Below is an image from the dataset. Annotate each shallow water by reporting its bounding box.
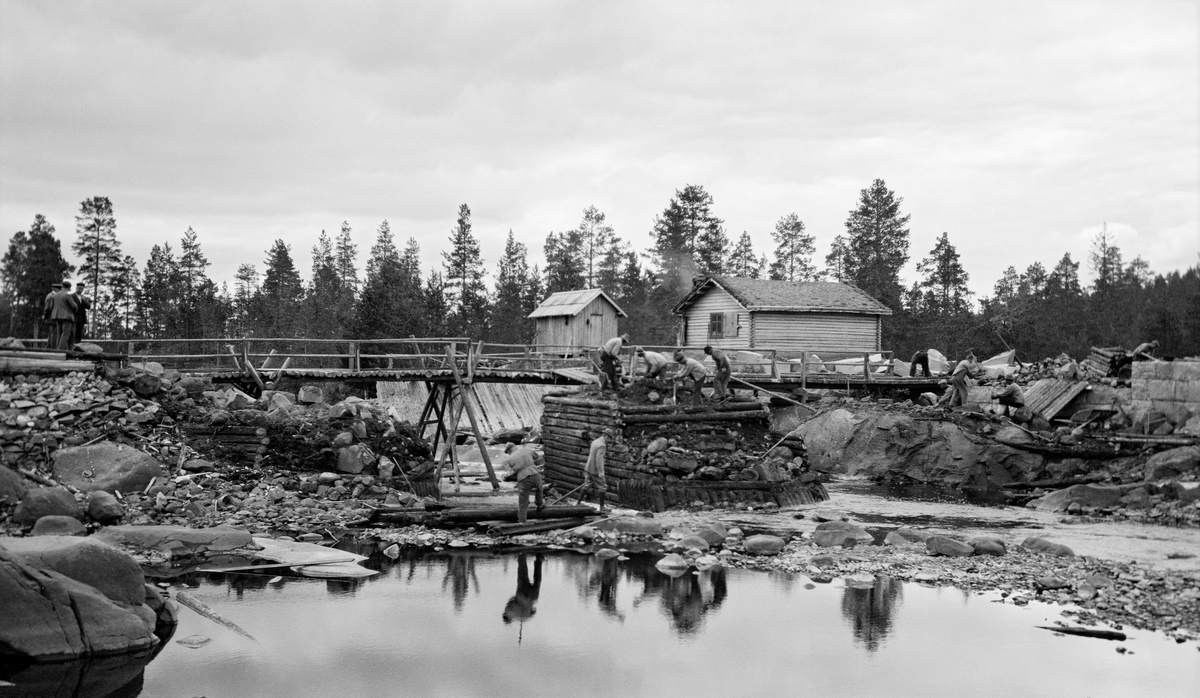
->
[10,549,1195,698]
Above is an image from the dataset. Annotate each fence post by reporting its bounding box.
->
[863,352,871,381]
[800,350,807,392]
[126,341,134,369]
[241,338,250,375]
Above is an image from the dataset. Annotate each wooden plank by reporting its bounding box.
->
[445,346,498,490]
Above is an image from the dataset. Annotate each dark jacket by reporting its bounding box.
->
[46,290,78,321]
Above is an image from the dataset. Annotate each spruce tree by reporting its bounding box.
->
[107,255,140,339]
[728,232,763,278]
[137,243,181,338]
[1,215,73,337]
[1089,224,1125,296]
[915,232,972,315]
[308,230,343,338]
[335,221,359,297]
[353,222,403,338]
[441,204,488,337]
[768,214,817,282]
[231,264,259,336]
[543,229,585,294]
[258,240,304,337]
[824,234,849,281]
[650,184,724,288]
[491,230,533,343]
[841,179,910,309]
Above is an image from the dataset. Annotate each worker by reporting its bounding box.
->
[636,347,669,380]
[68,282,91,343]
[947,352,980,408]
[577,428,609,514]
[502,553,543,627]
[672,350,708,407]
[598,333,630,391]
[43,281,78,351]
[505,443,544,523]
[992,376,1025,417]
[704,345,731,401]
[42,281,61,348]
[1132,340,1159,361]
[909,350,930,377]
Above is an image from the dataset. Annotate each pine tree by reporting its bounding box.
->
[176,227,221,338]
[107,255,140,339]
[768,214,818,282]
[543,229,585,294]
[990,266,1020,306]
[491,230,533,343]
[915,232,972,315]
[842,179,910,309]
[1019,262,1048,297]
[728,232,763,278]
[650,184,724,288]
[694,217,728,277]
[441,204,489,337]
[231,264,259,336]
[824,234,849,281]
[308,230,343,338]
[72,197,123,337]
[1,215,73,337]
[1047,253,1082,297]
[137,243,181,338]
[1089,224,1125,296]
[423,271,450,337]
[576,206,617,288]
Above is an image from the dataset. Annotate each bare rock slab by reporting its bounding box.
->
[94,525,255,556]
[52,441,163,494]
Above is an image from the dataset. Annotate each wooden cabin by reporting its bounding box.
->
[672,276,892,352]
[529,288,627,351]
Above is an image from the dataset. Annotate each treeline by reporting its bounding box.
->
[2,185,1198,360]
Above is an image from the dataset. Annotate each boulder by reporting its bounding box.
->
[744,534,786,555]
[52,441,163,494]
[30,516,87,537]
[812,530,858,548]
[14,487,82,526]
[182,458,215,473]
[297,385,325,404]
[695,522,728,547]
[132,361,164,376]
[336,444,375,474]
[1027,484,1123,513]
[177,376,210,397]
[884,526,929,546]
[925,535,974,557]
[261,390,296,412]
[94,525,255,556]
[0,464,29,505]
[1021,536,1075,557]
[1168,481,1200,504]
[0,547,157,658]
[130,373,161,397]
[87,490,124,524]
[0,536,146,608]
[1143,446,1200,481]
[813,520,873,543]
[593,517,664,536]
[655,553,690,571]
[678,535,710,552]
[1119,487,1151,509]
[968,537,1007,556]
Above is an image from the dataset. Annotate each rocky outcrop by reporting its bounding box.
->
[0,538,159,658]
[52,441,163,494]
[797,408,1047,487]
[1026,484,1124,513]
[0,464,28,505]
[94,524,255,557]
[1144,446,1200,482]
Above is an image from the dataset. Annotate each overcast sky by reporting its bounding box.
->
[1,0,1196,299]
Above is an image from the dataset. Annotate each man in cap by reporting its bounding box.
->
[505,442,544,524]
[704,345,732,401]
[577,428,610,514]
[636,346,669,380]
[68,282,91,343]
[991,376,1025,417]
[598,333,630,391]
[42,281,61,348]
[672,350,708,407]
[947,352,980,408]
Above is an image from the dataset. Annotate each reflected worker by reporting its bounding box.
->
[505,442,544,523]
[503,553,543,630]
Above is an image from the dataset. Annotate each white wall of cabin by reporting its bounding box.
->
[681,287,750,349]
[750,312,880,352]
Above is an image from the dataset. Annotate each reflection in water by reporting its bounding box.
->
[841,575,903,651]
[442,552,481,612]
[502,553,543,628]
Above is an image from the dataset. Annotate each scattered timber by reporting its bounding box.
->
[175,590,258,642]
[622,409,768,424]
[486,517,593,536]
[1035,625,1126,641]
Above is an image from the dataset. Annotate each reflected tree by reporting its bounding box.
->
[840,575,903,651]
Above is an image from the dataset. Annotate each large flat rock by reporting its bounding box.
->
[0,536,146,607]
[52,441,162,494]
[94,524,255,555]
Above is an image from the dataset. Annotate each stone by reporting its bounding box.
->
[844,572,876,589]
[968,537,1007,556]
[744,534,786,555]
[813,520,873,543]
[14,487,82,526]
[0,547,157,658]
[925,535,974,557]
[678,535,710,552]
[1021,536,1075,557]
[593,517,664,536]
[94,524,255,555]
[297,385,325,404]
[655,553,690,571]
[884,527,929,546]
[336,444,375,474]
[1168,481,1200,504]
[332,431,354,448]
[132,361,165,376]
[1027,484,1124,513]
[30,516,87,536]
[0,536,147,608]
[1143,446,1200,481]
[809,509,847,523]
[1119,487,1151,509]
[695,522,728,546]
[52,441,163,494]
[177,376,210,396]
[646,437,669,454]
[317,472,341,485]
[130,373,161,397]
[812,530,858,548]
[182,458,215,473]
[0,465,29,505]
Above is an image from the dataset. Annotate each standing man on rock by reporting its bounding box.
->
[704,345,731,401]
[68,282,91,344]
[636,347,669,381]
[505,442,544,523]
[577,428,609,514]
[672,350,708,407]
[598,333,630,391]
[947,352,980,408]
[43,281,78,351]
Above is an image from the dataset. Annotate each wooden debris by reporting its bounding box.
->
[1036,625,1126,641]
[175,590,258,642]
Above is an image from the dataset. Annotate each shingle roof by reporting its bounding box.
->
[528,288,628,319]
[673,276,893,315]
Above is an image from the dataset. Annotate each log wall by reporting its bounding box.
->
[540,393,828,511]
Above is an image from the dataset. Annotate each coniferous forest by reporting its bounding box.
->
[4,183,1198,360]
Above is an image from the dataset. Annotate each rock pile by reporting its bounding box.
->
[627,423,810,483]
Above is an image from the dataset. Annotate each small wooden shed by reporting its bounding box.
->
[529,288,627,351]
[672,276,892,352]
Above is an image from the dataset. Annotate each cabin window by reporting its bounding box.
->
[708,313,724,339]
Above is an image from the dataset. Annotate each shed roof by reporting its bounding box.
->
[673,276,893,316]
[528,288,628,319]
